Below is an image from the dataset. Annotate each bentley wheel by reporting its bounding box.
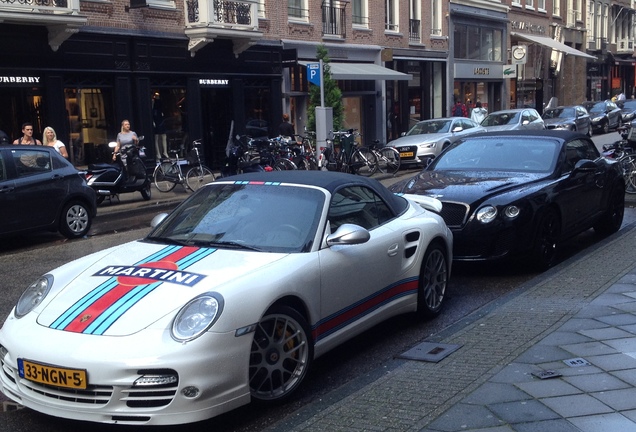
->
[594,182,625,235]
[417,243,448,319]
[532,209,560,270]
[250,306,313,402]
[59,200,92,239]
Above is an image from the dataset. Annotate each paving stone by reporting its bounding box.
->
[604,337,636,353]
[512,419,583,432]
[539,331,592,346]
[586,352,636,371]
[591,387,636,411]
[579,326,634,340]
[489,363,543,384]
[487,400,560,424]
[557,318,608,332]
[463,382,531,406]
[560,341,618,357]
[425,403,503,431]
[514,345,574,365]
[515,379,582,398]
[539,394,613,418]
[597,313,636,326]
[568,413,636,432]
[562,372,631,392]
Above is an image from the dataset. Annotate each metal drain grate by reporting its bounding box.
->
[399,342,461,363]
[563,357,591,367]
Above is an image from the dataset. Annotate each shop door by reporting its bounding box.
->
[0,88,45,142]
[202,88,233,169]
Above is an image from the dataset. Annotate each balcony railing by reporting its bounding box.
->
[0,0,80,13]
[409,19,420,42]
[185,0,258,29]
[322,2,346,37]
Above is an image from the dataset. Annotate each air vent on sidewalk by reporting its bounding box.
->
[399,342,461,363]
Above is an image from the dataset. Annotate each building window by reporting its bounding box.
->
[409,0,421,42]
[525,0,533,9]
[431,0,442,36]
[289,0,308,20]
[385,0,398,32]
[537,0,545,11]
[553,0,560,17]
[454,24,503,62]
[353,0,368,26]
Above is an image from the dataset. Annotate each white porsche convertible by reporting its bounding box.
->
[0,170,452,425]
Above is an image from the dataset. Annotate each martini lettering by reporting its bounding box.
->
[94,266,205,287]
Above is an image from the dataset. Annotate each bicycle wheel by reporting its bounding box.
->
[186,166,215,191]
[273,158,297,170]
[153,162,177,192]
[377,147,401,175]
[619,153,636,194]
[350,148,378,177]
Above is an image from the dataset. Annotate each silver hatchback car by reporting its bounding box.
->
[481,108,545,132]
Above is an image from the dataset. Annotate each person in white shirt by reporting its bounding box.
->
[470,101,488,124]
[43,126,69,158]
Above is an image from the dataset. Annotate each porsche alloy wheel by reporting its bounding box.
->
[532,209,560,270]
[417,244,448,319]
[249,306,313,402]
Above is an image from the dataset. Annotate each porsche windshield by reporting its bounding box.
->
[432,138,559,173]
[407,120,451,135]
[147,182,326,253]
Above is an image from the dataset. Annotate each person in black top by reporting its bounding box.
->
[278,113,295,137]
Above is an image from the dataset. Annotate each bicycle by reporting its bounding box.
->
[618,152,636,194]
[153,139,215,192]
[323,129,377,176]
[366,140,401,175]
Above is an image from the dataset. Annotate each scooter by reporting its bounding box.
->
[220,135,266,177]
[86,136,152,204]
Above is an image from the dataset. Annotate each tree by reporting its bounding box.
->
[307,45,344,132]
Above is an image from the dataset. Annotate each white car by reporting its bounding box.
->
[0,171,452,426]
[390,117,486,166]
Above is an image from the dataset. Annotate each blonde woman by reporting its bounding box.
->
[113,119,138,160]
[43,126,69,158]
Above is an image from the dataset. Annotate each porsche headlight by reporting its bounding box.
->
[172,293,224,342]
[15,275,53,318]
[476,205,497,223]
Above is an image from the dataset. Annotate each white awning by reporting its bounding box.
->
[329,63,412,80]
[511,32,597,59]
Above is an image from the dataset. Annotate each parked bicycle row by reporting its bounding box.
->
[222,129,401,178]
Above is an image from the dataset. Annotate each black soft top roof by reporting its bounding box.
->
[221,170,409,215]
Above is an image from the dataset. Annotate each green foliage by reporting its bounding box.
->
[307,45,343,132]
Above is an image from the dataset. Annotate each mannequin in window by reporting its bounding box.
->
[153,96,168,161]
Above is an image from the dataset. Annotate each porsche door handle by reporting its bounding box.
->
[387,243,399,257]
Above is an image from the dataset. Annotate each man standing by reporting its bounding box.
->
[13,122,42,145]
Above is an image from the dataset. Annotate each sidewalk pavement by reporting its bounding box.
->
[263,208,636,431]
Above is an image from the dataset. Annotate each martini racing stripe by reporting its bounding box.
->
[50,246,215,334]
[311,277,419,342]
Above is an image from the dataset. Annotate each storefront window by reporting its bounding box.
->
[0,87,45,143]
[245,85,271,138]
[151,88,187,158]
[64,88,113,165]
[454,24,503,62]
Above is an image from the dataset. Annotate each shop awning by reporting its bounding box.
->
[511,32,597,59]
[313,63,411,80]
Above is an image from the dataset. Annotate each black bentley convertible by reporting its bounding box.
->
[390,130,625,269]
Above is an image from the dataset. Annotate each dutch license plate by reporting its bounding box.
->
[18,359,87,390]
[400,151,414,158]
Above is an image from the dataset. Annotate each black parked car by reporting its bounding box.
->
[390,130,625,269]
[542,105,592,137]
[588,100,622,133]
[0,145,96,238]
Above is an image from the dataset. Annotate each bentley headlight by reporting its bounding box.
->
[504,205,521,219]
[476,205,497,223]
[172,293,224,342]
[15,275,53,318]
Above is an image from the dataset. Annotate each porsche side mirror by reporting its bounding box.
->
[326,223,371,246]
[151,213,169,228]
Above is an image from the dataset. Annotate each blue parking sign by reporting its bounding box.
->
[306,63,321,86]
